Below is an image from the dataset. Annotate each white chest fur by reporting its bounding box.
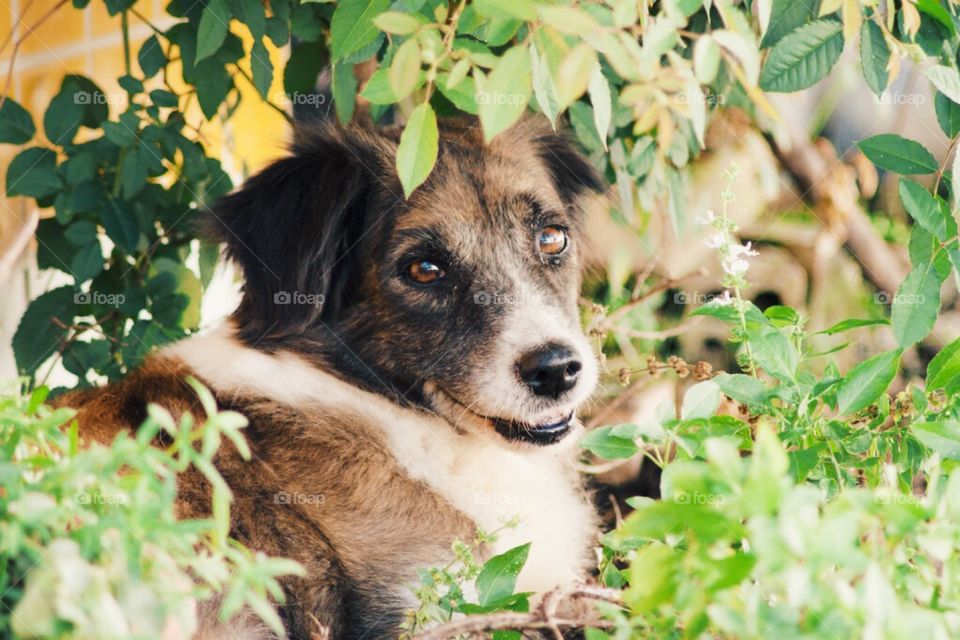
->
[373,409,596,593]
[166,326,597,593]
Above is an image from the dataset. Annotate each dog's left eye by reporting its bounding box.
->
[538,226,568,256]
[406,259,446,284]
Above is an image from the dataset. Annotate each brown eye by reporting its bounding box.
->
[406,259,445,284]
[538,226,568,256]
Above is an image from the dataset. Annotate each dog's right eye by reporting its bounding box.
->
[406,259,446,285]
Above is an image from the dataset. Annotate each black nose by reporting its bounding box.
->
[517,343,582,398]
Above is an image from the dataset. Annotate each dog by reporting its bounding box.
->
[63,117,605,639]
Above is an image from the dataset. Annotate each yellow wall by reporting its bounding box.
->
[0,0,293,377]
[3,0,291,187]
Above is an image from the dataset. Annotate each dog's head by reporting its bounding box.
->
[210,118,604,446]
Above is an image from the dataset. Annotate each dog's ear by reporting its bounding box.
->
[534,132,605,205]
[207,125,390,341]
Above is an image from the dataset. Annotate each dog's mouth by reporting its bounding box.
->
[491,412,574,445]
[423,383,576,446]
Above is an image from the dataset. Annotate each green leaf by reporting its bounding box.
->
[625,543,679,614]
[835,349,901,414]
[396,102,438,198]
[250,39,273,99]
[892,265,941,348]
[681,381,721,419]
[62,339,111,378]
[332,61,357,125]
[373,11,422,35]
[195,62,233,119]
[69,242,103,283]
[817,318,888,335]
[284,40,327,96]
[899,179,947,240]
[857,134,938,175]
[120,145,148,199]
[388,38,422,100]
[149,258,202,329]
[149,89,178,108]
[330,0,390,62]
[580,425,640,459]
[118,74,143,95]
[138,35,167,78]
[555,44,596,110]
[750,327,799,383]
[588,64,611,150]
[530,44,559,127]
[359,67,397,104]
[13,286,76,376]
[761,0,819,48]
[475,544,530,607]
[694,35,721,84]
[714,372,766,406]
[759,19,843,93]
[912,421,960,460]
[935,92,960,137]
[923,65,960,105]
[691,299,768,326]
[6,147,62,198]
[62,75,108,128]
[928,338,960,395]
[196,0,231,64]
[101,199,141,253]
[474,0,536,21]
[859,20,889,96]
[102,119,137,146]
[916,0,956,33]
[0,98,35,144]
[477,45,531,142]
[239,0,266,38]
[437,74,478,114]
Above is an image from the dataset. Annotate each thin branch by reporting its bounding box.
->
[231,63,294,124]
[0,0,70,111]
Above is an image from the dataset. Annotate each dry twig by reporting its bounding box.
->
[412,584,623,640]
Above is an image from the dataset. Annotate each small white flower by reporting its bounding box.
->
[714,290,734,305]
[723,256,751,277]
[704,232,726,249]
[729,241,759,258]
[699,209,717,225]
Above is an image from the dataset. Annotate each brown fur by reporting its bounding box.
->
[61,118,605,639]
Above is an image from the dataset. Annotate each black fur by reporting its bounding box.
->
[534,132,605,205]
[206,125,392,343]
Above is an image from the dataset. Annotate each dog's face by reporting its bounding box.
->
[211,119,604,446]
